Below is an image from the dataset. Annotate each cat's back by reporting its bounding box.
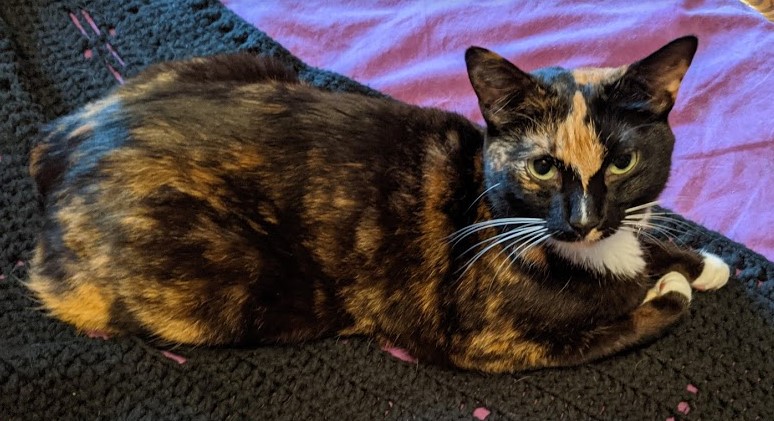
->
[29,53,293,193]
[29,53,460,198]
[26,53,483,345]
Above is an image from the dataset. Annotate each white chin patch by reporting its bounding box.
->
[548,229,645,278]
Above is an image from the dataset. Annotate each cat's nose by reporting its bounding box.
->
[568,193,601,237]
[568,215,601,237]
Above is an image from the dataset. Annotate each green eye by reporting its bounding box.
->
[528,157,558,181]
[609,151,639,175]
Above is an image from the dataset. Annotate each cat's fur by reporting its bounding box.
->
[27,36,729,373]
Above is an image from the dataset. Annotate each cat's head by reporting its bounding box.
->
[465,36,697,244]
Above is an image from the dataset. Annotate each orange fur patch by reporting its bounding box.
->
[413,133,460,326]
[57,198,103,258]
[420,133,459,266]
[355,208,382,255]
[553,92,605,189]
[452,327,548,372]
[313,285,328,317]
[339,284,384,335]
[571,66,626,85]
[521,246,548,269]
[257,203,279,225]
[662,60,691,102]
[119,70,177,99]
[585,228,603,242]
[122,279,247,345]
[68,123,95,139]
[80,95,121,119]
[108,147,229,213]
[141,316,209,344]
[28,275,114,333]
[28,142,50,179]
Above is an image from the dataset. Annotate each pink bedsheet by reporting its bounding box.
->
[224,0,773,260]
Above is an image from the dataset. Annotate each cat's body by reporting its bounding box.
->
[27,37,729,373]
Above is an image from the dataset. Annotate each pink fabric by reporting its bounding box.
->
[382,345,418,363]
[473,406,491,420]
[224,1,773,260]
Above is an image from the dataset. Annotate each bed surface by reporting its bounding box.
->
[225,0,774,261]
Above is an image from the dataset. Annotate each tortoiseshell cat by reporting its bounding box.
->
[27,36,729,373]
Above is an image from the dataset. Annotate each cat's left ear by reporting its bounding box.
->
[465,46,540,127]
[621,36,699,114]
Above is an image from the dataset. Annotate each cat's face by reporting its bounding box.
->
[466,37,698,243]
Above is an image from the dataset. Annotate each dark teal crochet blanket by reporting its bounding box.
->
[1,1,772,419]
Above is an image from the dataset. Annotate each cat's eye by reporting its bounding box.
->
[608,151,639,175]
[527,157,558,181]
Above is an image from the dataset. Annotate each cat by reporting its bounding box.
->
[26,35,729,373]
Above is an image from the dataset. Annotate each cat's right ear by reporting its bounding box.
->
[465,47,538,127]
[619,36,699,115]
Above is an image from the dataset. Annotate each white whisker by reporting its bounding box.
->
[449,217,544,242]
[455,223,548,278]
[491,229,548,277]
[641,215,696,231]
[465,183,501,213]
[457,225,546,258]
[449,221,546,248]
[512,233,552,262]
[457,229,540,275]
[624,200,660,214]
[624,212,689,224]
[623,220,685,239]
[486,230,549,294]
[512,232,553,274]
[620,225,674,250]
[489,92,519,118]
[625,214,694,236]
[646,224,686,239]
[636,211,679,217]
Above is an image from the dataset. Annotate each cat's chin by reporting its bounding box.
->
[582,228,605,243]
[546,229,646,278]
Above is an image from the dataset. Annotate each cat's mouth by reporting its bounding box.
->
[579,228,605,243]
[549,225,614,244]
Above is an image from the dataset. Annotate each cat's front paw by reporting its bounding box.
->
[692,252,730,291]
[643,272,692,304]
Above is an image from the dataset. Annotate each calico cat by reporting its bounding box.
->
[27,36,729,373]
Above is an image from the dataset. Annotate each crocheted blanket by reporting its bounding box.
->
[1,1,771,419]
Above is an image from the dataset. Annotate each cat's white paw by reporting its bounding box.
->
[643,272,692,304]
[692,252,730,291]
